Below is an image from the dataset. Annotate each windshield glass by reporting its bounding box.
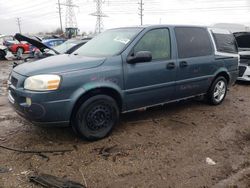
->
[73,28,142,57]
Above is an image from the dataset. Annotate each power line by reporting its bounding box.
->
[144,6,250,14]
[0,1,54,16]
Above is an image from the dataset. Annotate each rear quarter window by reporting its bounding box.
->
[175,27,213,58]
[212,32,238,54]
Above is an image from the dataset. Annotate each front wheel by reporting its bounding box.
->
[72,95,119,141]
[207,76,228,105]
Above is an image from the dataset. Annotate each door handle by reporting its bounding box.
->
[166,62,175,69]
[180,61,188,68]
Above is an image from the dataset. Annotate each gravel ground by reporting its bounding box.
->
[0,60,249,188]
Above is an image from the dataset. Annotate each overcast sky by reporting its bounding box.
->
[0,0,250,35]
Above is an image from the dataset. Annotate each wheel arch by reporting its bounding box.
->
[214,71,230,83]
[69,86,123,123]
[16,46,25,52]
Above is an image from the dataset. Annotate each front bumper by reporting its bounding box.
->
[237,64,250,81]
[8,71,71,126]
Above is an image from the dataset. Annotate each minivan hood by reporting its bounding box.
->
[13,54,106,76]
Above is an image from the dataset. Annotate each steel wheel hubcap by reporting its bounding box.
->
[86,104,112,131]
[213,80,226,102]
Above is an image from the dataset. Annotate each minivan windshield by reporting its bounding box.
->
[73,28,142,57]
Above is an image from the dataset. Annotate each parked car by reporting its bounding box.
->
[28,38,65,57]
[13,33,60,61]
[0,35,14,59]
[46,38,90,55]
[9,41,30,54]
[8,25,239,140]
[0,44,9,60]
[42,38,66,48]
[13,33,90,63]
[234,32,250,81]
[0,35,14,46]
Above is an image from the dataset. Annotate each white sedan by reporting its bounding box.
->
[238,51,250,81]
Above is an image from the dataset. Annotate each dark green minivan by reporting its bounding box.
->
[8,25,239,140]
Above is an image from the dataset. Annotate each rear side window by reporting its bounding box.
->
[212,33,238,54]
[175,27,213,58]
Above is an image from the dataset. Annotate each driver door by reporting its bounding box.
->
[123,28,177,110]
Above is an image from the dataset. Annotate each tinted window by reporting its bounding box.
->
[175,27,213,58]
[213,33,238,53]
[134,29,171,60]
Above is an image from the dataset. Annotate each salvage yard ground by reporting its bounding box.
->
[0,60,250,187]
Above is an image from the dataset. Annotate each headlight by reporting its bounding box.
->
[24,75,61,91]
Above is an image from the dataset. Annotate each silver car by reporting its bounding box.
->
[234,32,250,81]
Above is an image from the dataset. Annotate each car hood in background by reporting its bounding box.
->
[14,33,60,54]
[13,54,106,76]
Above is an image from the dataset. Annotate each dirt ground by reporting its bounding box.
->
[0,60,249,188]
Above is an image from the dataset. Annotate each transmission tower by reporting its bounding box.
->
[65,0,78,28]
[91,0,107,34]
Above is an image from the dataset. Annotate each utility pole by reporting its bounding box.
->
[138,0,143,25]
[90,0,107,34]
[57,0,63,33]
[16,18,22,33]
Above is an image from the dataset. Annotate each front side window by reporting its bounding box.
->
[175,27,213,58]
[134,28,171,60]
[74,28,143,57]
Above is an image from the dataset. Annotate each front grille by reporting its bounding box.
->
[239,66,247,77]
[11,76,18,87]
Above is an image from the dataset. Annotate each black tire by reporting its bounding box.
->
[72,95,119,141]
[207,76,228,105]
[0,50,6,60]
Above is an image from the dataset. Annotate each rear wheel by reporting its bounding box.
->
[207,76,228,105]
[72,95,119,141]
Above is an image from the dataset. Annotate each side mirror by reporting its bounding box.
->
[127,51,152,64]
